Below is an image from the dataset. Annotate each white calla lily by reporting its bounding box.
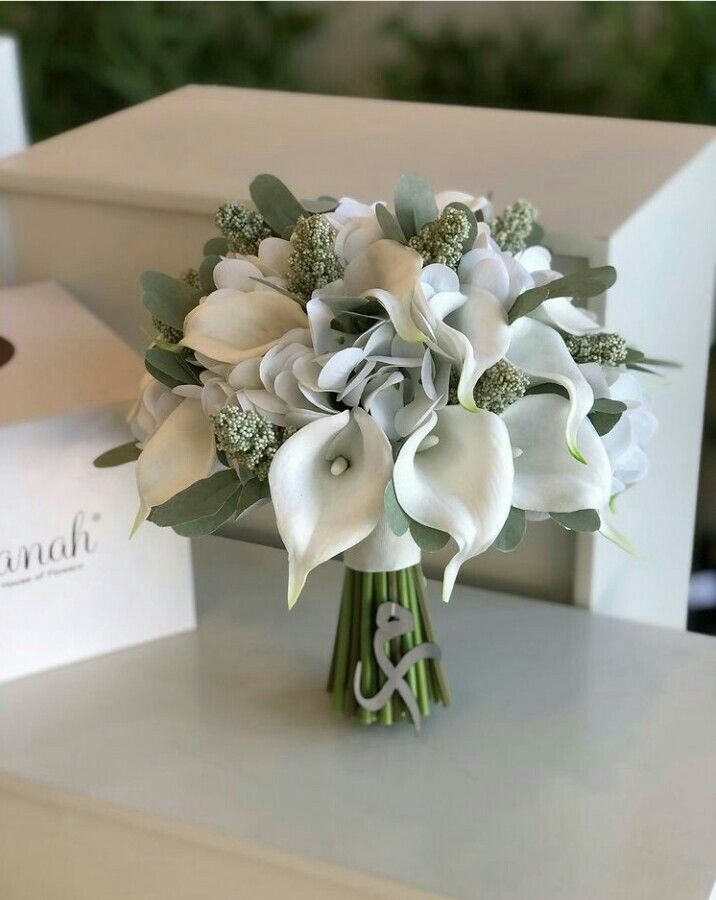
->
[269,408,393,607]
[134,397,215,530]
[502,394,612,513]
[393,405,513,602]
[127,374,182,446]
[181,289,307,364]
[506,317,593,461]
[257,236,292,278]
[341,240,425,342]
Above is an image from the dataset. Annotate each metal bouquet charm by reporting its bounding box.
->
[354,600,442,733]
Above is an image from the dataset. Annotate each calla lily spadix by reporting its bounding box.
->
[181,288,307,365]
[393,405,514,602]
[133,397,215,532]
[269,407,393,608]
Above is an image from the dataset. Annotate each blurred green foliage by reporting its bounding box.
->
[383,3,716,125]
[1,1,713,143]
[0,1,322,141]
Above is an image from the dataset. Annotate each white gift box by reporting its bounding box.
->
[0,282,195,683]
[0,87,714,628]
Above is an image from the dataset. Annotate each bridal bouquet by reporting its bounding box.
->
[97,173,668,729]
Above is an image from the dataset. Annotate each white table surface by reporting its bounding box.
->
[1,536,715,899]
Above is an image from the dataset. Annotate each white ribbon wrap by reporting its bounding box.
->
[343,512,421,572]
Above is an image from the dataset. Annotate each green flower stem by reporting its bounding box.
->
[374,571,393,726]
[411,565,451,708]
[406,569,431,719]
[343,572,362,715]
[397,568,419,703]
[387,570,406,721]
[359,572,376,725]
[330,568,354,714]
[327,564,449,726]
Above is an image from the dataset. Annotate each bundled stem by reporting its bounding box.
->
[327,563,449,726]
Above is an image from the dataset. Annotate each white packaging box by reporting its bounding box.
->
[0,282,195,683]
[0,86,714,628]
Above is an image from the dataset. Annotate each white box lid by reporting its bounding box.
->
[0,282,142,426]
[0,85,713,238]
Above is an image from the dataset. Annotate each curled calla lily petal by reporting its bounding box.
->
[393,406,514,602]
[444,287,511,409]
[343,239,423,301]
[502,394,612,513]
[341,240,425,342]
[534,297,601,335]
[506,317,593,461]
[134,397,215,530]
[213,258,266,292]
[181,289,307,364]
[257,237,292,277]
[269,408,393,607]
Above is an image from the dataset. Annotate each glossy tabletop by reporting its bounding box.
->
[1,536,715,898]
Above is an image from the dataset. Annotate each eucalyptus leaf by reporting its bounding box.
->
[394,173,439,239]
[249,276,302,301]
[172,491,241,537]
[588,412,621,436]
[384,481,411,536]
[301,195,338,214]
[628,363,662,377]
[409,520,450,551]
[493,506,526,552]
[204,236,229,256]
[625,347,645,364]
[508,266,616,324]
[141,271,201,331]
[591,398,627,415]
[446,201,478,253]
[93,441,140,468]
[249,173,305,239]
[145,346,201,387]
[525,222,545,247]
[640,357,681,369]
[588,398,626,436]
[149,470,240,527]
[145,359,183,390]
[199,255,221,294]
[236,478,271,519]
[375,203,406,243]
[550,509,601,532]
[525,382,570,399]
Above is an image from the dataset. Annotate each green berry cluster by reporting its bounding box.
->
[408,206,472,269]
[491,200,538,254]
[449,360,529,414]
[213,407,294,481]
[152,315,182,344]
[286,215,343,300]
[182,268,201,290]
[215,203,272,255]
[565,333,627,367]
